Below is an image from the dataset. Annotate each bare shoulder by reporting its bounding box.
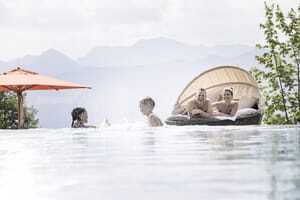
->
[232,101,239,107]
[186,100,197,111]
[187,100,197,106]
[149,114,163,127]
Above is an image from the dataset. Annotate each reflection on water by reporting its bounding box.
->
[0,125,299,200]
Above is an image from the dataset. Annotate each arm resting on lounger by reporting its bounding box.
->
[212,102,238,117]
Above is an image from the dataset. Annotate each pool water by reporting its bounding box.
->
[0,125,299,200]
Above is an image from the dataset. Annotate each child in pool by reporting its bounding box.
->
[71,107,96,128]
[139,97,163,127]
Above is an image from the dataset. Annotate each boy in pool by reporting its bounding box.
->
[139,97,163,127]
[71,107,96,128]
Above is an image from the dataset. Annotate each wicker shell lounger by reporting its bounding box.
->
[165,66,263,126]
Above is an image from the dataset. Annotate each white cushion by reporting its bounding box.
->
[238,96,258,109]
[235,108,259,119]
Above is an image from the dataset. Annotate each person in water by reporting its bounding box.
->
[186,88,212,118]
[212,87,238,117]
[139,97,163,127]
[71,107,96,128]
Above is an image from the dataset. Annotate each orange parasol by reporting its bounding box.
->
[0,67,91,128]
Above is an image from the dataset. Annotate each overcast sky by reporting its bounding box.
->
[0,0,298,60]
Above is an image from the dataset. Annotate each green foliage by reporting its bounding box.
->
[251,2,300,124]
[0,92,39,129]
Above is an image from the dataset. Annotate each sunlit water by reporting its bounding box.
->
[0,125,299,200]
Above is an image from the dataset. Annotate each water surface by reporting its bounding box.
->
[0,125,299,200]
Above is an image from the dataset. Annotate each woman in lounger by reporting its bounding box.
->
[212,88,238,117]
[186,88,212,118]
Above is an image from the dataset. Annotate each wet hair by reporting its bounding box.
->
[139,97,155,109]
[224,87,234,96]
[71,107,87,128]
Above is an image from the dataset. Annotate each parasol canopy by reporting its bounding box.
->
[0,67,91,128]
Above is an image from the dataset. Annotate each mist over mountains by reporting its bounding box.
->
[0,38,260,128]
[0,49,82,76]
[79,37,257,67]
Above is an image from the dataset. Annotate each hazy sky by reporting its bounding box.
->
[0,0,298,60]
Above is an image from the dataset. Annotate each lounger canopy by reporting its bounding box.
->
[176,66,261,107]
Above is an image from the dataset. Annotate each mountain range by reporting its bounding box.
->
[0,37,261,128]
[79,37,258,67]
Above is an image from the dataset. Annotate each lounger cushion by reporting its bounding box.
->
[238,96,258,109]
[235,108,259,119]
[166,114,190,121]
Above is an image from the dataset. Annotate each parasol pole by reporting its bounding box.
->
[17,91,24,129]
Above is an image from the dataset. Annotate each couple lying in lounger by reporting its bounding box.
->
[173,87,238,118]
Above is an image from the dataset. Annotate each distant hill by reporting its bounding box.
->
[78,37,257,68]
[0,49,82,76]
[0,37,261,128]
[78,37,202,67]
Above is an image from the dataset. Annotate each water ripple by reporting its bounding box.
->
[0,125,299,200]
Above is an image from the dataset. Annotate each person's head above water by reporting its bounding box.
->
[139,97,163,127]
[71,107,88,127]
[139,97,155,116]
[223,87,234,103]
[196,88,207,102]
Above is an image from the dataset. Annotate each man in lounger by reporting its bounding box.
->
[212,87,238,117]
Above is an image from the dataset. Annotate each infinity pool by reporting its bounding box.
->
[0,125,299,200]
